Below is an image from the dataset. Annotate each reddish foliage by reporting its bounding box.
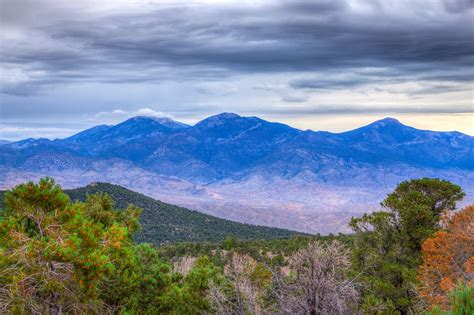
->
[417,205,474,309]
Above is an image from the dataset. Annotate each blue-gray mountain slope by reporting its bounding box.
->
[1,113,472,233]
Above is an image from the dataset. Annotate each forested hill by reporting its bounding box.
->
[0,183,302,244]
[63,182,302,245]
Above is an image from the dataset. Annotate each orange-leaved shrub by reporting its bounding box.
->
[417,205,474,309]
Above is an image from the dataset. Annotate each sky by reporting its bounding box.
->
[0,0,473,140]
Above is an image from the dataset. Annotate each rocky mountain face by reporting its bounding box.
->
[1,113,473,233]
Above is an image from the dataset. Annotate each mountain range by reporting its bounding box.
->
[1,113,473,233]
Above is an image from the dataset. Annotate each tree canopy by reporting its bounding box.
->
[350,178,465,314]
[418,205,474,310]
[0,178,217,314]
[1,177,472,314]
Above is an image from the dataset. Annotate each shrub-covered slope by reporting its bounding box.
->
[63,182,302,245]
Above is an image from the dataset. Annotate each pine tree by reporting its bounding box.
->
[350,178,465,314]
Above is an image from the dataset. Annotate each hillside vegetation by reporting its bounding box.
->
[1,178,472,314]
[64,182,302,244]
[0,182,302,245]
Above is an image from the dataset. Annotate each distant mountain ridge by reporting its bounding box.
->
[1,113,473,233]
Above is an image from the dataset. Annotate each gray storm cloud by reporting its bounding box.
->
[0,0,473,139]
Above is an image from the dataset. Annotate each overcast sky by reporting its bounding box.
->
[0,0,473,140]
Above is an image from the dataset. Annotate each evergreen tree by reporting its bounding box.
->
[0,178,215,314]
[350,178,464,314]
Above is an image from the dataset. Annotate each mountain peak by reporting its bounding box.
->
[126,116,162,123]
[217,112,240,118]
[338,117,420,144]
[208,112,241,121]
[196,112,244,128]
[374,117,402,125]
[124,116,189,129]
[357,117,406,132]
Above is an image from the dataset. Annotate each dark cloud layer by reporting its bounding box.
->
[0,0,473,140]
[258,104,474,115]
[1,0,473,95]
